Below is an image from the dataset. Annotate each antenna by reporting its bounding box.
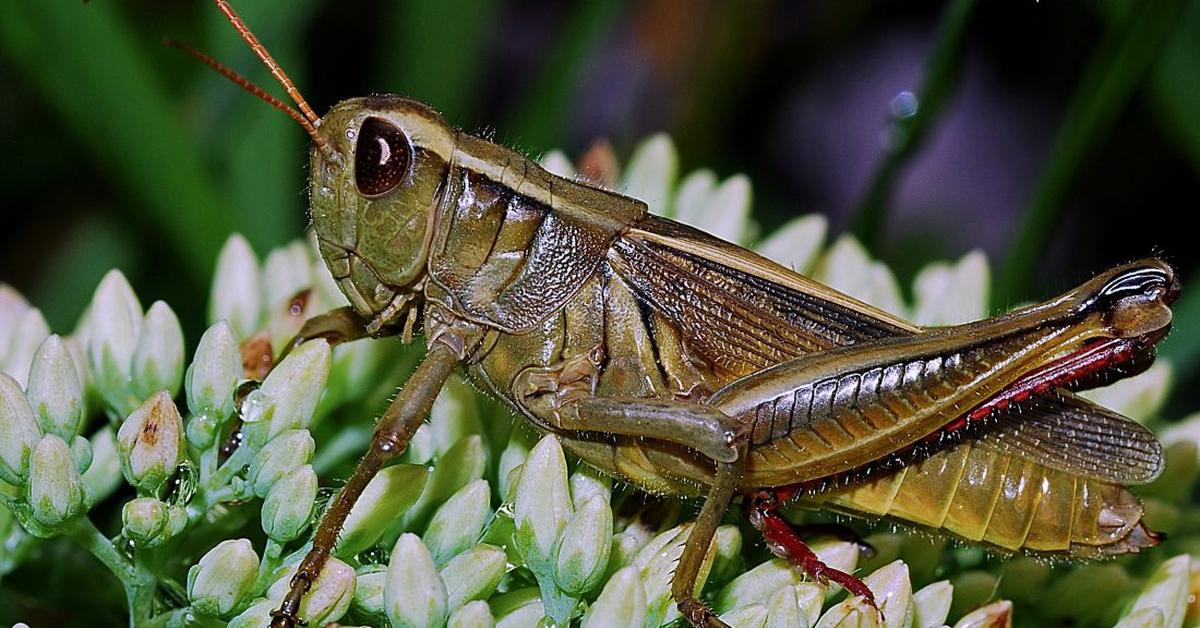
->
[165,39,314,134]
[172,0,332,154]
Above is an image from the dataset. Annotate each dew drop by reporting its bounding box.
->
[890,90,918,119]
[240,389,272,424]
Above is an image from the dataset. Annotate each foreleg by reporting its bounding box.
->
[269,336,463,627]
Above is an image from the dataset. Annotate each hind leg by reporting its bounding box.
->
[748,489,877,607]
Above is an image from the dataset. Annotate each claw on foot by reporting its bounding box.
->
[678,598,731,628]
[748,491,879,613]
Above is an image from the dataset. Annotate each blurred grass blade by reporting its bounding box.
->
[505,2,626,152]
[196,0,324,251]
[375,0,499,124]
[848,0,975,250]
[0,2,234,284]
[996,0,1186,305]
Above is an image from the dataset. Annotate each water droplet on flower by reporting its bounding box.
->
[240,389,271,424]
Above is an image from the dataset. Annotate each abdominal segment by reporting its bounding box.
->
[801,439,1157,557]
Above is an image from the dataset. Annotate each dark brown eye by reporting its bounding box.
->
[354,117,410,196]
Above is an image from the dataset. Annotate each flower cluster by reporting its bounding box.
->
[0,135,1196,627]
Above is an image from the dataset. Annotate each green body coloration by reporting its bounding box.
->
[308,95,1174,565]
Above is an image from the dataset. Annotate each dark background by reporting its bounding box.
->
[2,0,1198,401]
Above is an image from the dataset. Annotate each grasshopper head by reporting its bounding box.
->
[308,96,457,326]
[186,3,459,334]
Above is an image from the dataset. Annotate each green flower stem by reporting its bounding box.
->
[144,607,225,628]
[849,0,975,250]
[206,444,255,491]
[64,517,157,624]
[996,0,1186,305]
[197,442,220,486]
[253,538,287,593]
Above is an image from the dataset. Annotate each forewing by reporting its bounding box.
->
[610,216,915,378]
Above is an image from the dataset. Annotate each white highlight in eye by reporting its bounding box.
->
[376,137,391,165]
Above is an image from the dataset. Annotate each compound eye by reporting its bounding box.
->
[354,117,411,196]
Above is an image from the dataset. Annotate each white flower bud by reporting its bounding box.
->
[540,150,576,178]
[267,556,356,626]
[447,600,494,628]
[863,560,913,628]
[26,335,84,440]
[69,435,92,475]
[912,251,989,326]
[569,464,611,510]
[117,392,185,493]
[385,533,448,628]
[247,429,315,498]
[764,585,803,628]
[493,591,545,627]
[86,270,143,415]
[209,234,261,340]
[4,307,50,389]
[185,321,241,425]
[554,494,612,595]
[1119,554,1189,628]
[336,463,428,556]
[81,426,121,506]
[262,241,313,312]
[912,580,953,628]
[28,434,86,528]
[719,604,768,628]
[716,558,804,613]
[132,301,184,398]
[261,465,317,543]
[815,236,906,317]
[756,214,828,274]
[951,600,1012,628]
[352,565,387,617]
[226,598,275,628]
[440,543,506,613]
[122,497,169,545]
[240,340,331,448]
[513,434,571,568]
[0,284,31,359]
[698,174,753,244]
[424,479,491,567]
[397,435,488,533]
[1114,608,1165,628]
[188,538,260,617]
[581,566,646,628]
[0,372,42,484]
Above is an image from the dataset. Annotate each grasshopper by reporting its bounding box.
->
[196,1,1177,625]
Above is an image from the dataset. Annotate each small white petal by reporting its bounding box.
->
[912,580,953,628]
[1081,361,1172,423]
[1119,554,1189,628]
[622,134,678,217]
[755,214,828,274]
[209,234,261,340]
[540,150,576,178]
[952,600,1012,628]
[912,250,989,326]
[815,236,905,317]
